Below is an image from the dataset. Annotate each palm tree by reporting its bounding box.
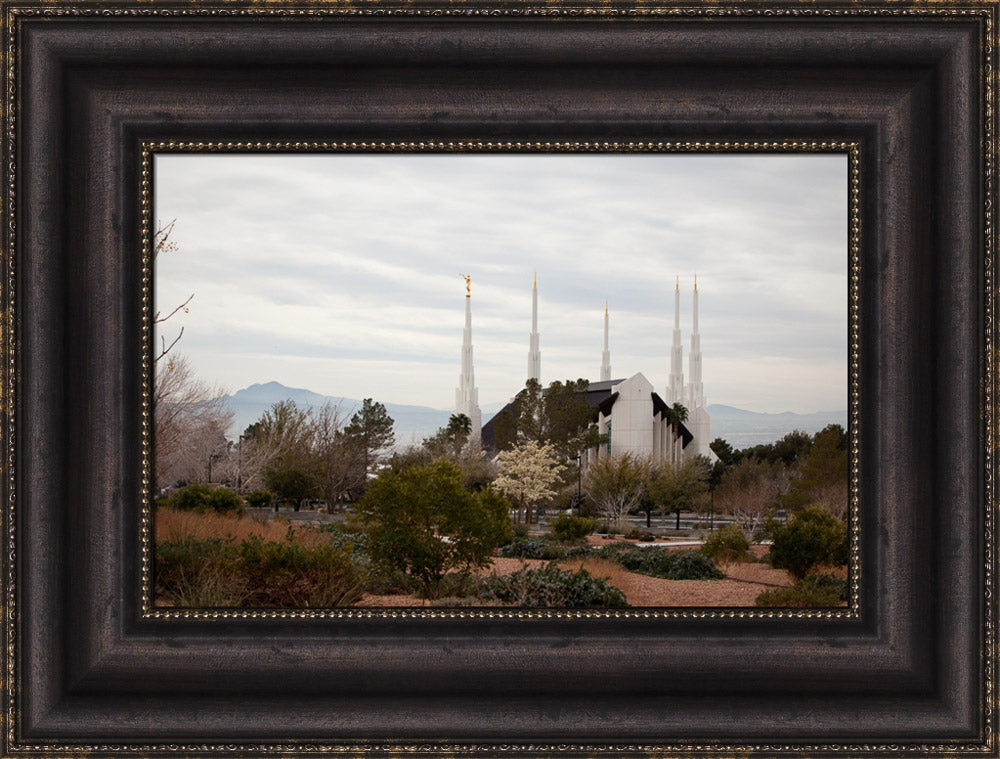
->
[668,403,688,465]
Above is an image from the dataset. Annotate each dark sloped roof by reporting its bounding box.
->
[481,379,693,451]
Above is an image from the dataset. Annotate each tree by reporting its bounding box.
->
[715,457,788,539]
[313,401,365,508]
[493,378,602,461]
[584,453,654,532]
[152,219,193,365]
[779,424,849,518]
[264,450,321,511]
[354,460,512,596]
[153,354,234,488]
[423,413,472,458]
[492,440,567,524]
[645,458,710,528]
[343,398,395,487]
[242,400,318,507]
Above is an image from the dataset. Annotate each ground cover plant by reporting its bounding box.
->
[755,572,848,607]
[480,563,629,608]
[595,543,725,580]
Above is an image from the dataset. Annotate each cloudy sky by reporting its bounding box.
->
[154,152,848,414]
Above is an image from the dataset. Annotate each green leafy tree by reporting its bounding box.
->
[493,440,566,524]
[645,457,709,528]
[343,398,395,486]
[354,460,512,596]
[423,413,472,458]
[778,424,849,518]
[264,450,321,511]
[493,378,603,461]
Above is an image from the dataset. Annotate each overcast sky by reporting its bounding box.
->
[154,153,848,414]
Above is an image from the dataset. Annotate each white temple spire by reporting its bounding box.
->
[454,274,482,448]
[527,272,541,383]
[668,275,685,404]
[687,276,704,409]
[600,300,611,381]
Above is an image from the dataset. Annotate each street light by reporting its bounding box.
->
[237,433,251,493]
[573,453,585,514]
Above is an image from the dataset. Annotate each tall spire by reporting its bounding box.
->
[687,276,704,410]
[455,274,482,447]
[527,273,541,383]
[600,300,611,381]
[669,275,685,404]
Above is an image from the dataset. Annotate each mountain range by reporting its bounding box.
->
[220,381,847,450]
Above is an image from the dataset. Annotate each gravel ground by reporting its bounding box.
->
[354,549,796,608]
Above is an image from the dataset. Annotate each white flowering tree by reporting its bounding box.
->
[492,440,566,524]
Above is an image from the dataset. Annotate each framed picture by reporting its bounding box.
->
[4,0,995,754]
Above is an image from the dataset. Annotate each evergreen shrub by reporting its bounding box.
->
[755,572,848,607]
[598,544,725,580]
[245,489,274,509]
[768,505,848,579]
[550,514,598,542]
[700,524,751,565]
[480,563,628,608]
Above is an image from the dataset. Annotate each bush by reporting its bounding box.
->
[700,525,751,565]
[550,514,598,542]
[354,460,512,596]
[597,544,725,580]
[245,489,274,509]
[755,572,849,607]
[623,528,657,541]
[768,505,848,579]
[498,536,568,560]
[207,486,245,516]
[155,536,363,608]
[480,563,629,608]
[236,536,362,606]
[162,483,244,516]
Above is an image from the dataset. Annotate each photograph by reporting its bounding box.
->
[152,151,852,609]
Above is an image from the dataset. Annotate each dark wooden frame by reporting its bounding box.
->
[4,2,996,755]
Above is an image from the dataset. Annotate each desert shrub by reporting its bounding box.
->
[236,536,362,607]
[550,514,598,542]
[161,483,244,516]
[498,536,569,560]
[597,544,725,580]
[700,525,751,565]
[623,528,657,541]
[155,536,363,608]
[768,505,848,579]
[155,537,247,607]
[207,486,245,516]
[480,563,629,608]
[354,460,512,596]
[163,483,213,512]
[245,489,274,509]
[510,521,531,538]
[755,573,849,607]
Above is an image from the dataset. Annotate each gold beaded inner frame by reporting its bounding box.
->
[139,139,862,621]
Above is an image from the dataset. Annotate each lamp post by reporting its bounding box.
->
[237,433,250,493]
[575,454,583,514]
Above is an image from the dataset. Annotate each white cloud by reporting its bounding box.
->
[155,153,848,413]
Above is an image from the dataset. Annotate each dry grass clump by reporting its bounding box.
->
[155,506,328,548]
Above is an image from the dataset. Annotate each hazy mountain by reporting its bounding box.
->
[222,382,505,447]
[708,404,848,448]
[220,381,846,450]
